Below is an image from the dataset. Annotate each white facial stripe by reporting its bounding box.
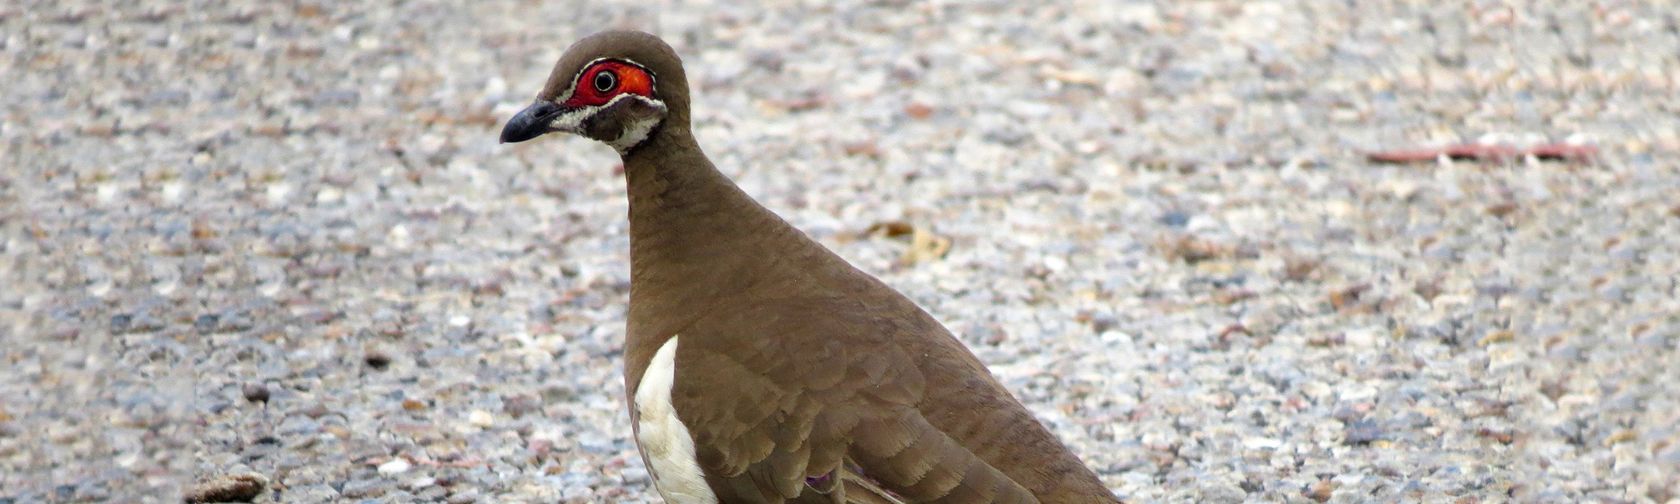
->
[545,104,597,134]
[546,93,668,153]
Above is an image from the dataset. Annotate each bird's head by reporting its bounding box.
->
[500,30,690,154]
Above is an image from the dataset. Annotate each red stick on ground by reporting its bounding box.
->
[1526,143,1599,162]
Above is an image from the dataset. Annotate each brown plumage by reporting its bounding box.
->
[501,30,1120,504]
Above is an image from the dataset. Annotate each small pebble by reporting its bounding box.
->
[377,458,412,475]
[1344,420,1386,445]
[364,352,392,370]
[340,478,388,498]
[183,474,266,503]
[242,383,269,404]
[468,410,494,428]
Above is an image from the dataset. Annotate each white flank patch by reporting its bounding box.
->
[634,336,718,503]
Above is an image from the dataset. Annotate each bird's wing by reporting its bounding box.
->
[670,295,1043,503]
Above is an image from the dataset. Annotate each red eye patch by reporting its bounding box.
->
[563,60,655,108]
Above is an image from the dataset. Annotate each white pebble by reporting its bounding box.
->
[377,458,411,475]
[468,409,494,428]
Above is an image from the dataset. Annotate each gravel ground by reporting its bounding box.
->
[4,1,1679,502]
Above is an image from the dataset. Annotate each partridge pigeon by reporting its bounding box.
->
[501,30,1120,504]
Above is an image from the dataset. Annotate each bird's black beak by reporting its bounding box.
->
[500,101,564,144]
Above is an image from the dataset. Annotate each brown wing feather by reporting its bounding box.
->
[667,269,1118,503]
[849,412,1038,503]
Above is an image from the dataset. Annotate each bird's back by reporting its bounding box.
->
[655,224,1117,503]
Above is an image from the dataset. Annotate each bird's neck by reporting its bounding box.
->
[619,125,797,340]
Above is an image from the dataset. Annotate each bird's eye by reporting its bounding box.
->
[593,71,618,93]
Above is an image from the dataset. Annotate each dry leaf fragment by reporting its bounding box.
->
[864,221,949,264]
[904,226,952,264]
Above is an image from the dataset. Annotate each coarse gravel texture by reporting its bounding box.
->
[4,0,1679,502]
